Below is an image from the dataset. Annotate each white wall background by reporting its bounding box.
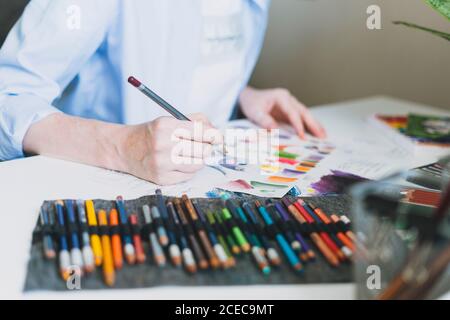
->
[250,0,450,109]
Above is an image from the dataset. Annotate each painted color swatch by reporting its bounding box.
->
[278,158,298,165]
[268,176,298,183]
[251,181,289,190]
[300,161,316,168]
[276,151,298,160]
[282,169,306,176]
[225,179,254,190]
[260,164,281,173]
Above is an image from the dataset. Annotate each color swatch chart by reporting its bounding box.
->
[213,122,337,197]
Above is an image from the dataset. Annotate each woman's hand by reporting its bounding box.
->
[118,114,222,185]
[239,86,327,139]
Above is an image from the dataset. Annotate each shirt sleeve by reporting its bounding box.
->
[0,0,118,160]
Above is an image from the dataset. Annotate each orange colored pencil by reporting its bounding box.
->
[109,209,124,270]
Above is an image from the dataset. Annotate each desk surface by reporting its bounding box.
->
[1,96,448,300]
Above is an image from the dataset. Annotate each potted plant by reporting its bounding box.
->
[394,0,450,41]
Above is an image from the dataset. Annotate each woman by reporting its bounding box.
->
[0,0,326,185]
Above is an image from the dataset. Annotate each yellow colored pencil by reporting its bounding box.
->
[85,200,103,266]
[98,210,115,287]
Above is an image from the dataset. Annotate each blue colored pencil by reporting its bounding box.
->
[242,202,281,266]
[64,200,84,271]
[115,196,136,264]
[55,200,72,280]
[255,201,303,273]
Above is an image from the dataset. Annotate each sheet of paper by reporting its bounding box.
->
[197,120,413,198]
[81,120,415,199]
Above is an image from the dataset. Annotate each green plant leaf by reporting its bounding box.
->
[425,0,450,20]
[393,21,450,41]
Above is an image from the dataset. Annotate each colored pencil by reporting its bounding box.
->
[85,200,103,266]
[97,209,115,287]
[183,195,220,269]
[192,200,230,269]
[221,204,250,252]
[227,200,270,274]
[267,202,302,252]
[64,200,84,270]
[295,199,345,262]
[142,205,166,267]
[214,211,241,255]
[149,202,169,247]
[167,202,196,273]
[129,213,146,264]
[55,200,72,280]
[205,211,236,267]
[115,196,136,265]
[230,201,264,250]
[299,200,348,261]
[273,201,315,261]
[76,200,95,273]
[282,198,339,267]
[156,190,181,264]
[242,202,281,266]
[108,208,124,270]
[128,76,190,120]
[255,201,303,273]
[174,198,209,269]
[338,215,357,242]
[39,208,56,259]
[307,202,354,254]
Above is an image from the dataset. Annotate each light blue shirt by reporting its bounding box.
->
[0,0,270,160]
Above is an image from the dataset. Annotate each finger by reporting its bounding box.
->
[171,121,223,144]
[175,140,213,159]
[189,113,213,127]
[288,98,325,138]
[275,94,305,139]
[299,107,327,139]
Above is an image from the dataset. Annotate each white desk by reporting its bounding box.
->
[1,96,448,300]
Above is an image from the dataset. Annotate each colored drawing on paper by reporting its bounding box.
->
[224,179,254,190]
[250,181,289,190]
[296,166,311,173]
[276,150,298,160]
[310,170,369,195]
[219,158,246,172]
[268,176,298,183]
[260,164,281,174]
[278,157,298,165]
[300,161,316,168]
[282,168,306,177]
